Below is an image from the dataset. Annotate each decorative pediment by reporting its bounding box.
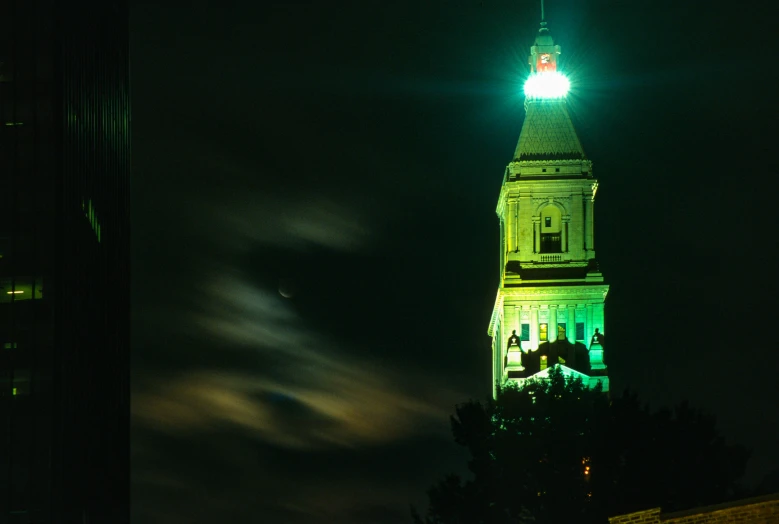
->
[506,364,608,392]
[525,364,591,382]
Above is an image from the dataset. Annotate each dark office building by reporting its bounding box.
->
[0,1,130,522]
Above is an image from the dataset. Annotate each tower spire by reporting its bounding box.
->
[540,0,547,31]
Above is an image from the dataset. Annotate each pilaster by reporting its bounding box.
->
[518,192,533,257]
[532,216,541,253]
[571,192,584,259]
[567,305,576,343]
[585,197,594,258]
[586,304,594,347]
[506,200,517,253]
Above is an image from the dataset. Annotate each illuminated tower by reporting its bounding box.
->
[487,10,609,396]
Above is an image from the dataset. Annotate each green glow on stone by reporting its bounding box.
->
[83,199,102,243]
[524,72,570,99]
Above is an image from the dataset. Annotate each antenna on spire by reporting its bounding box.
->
[539,0,548,31]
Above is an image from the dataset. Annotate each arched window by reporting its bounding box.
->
[540,205,562,253]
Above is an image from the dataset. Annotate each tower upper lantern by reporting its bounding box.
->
[523,3,570,100]
[529,22,560,74]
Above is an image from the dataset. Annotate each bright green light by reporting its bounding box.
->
[524,72,570,99]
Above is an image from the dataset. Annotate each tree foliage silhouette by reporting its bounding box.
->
[413,366,749,524]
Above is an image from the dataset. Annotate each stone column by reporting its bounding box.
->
[592,303,605,336]
[586,304,594,348]
[585,198,594,256]
[550,306,558,342]
[518,193,533,256]
[492,335,498,399]
[499,219,505,277]
[571,193,584,260]
[590,200,595,252]
[567,305,576,343]
[561,217,569,253]
[506,200,516,253]
[532,217,540,253]
[530,306,539,350]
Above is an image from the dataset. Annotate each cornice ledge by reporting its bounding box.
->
[501,285,609,297]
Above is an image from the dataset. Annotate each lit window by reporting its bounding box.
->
[12,369,30,396]
[582,457,592,481]
[539,323,548,342]
[0,369,31,396]
[3,342,17,349]
[0,277,44,303]
[558,323,566,338]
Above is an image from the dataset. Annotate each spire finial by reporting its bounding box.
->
[539,0,548,31]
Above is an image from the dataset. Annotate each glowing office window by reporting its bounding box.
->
[12,369,30,396]
[0,277,44,302]
[539,323,548,342]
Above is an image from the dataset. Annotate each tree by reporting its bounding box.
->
[414,367,750,524]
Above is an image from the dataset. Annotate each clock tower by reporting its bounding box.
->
[488,12,609,396]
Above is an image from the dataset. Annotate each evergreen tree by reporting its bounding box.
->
[414,367,749,524]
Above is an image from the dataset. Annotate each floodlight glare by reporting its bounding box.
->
[524,72,570,99]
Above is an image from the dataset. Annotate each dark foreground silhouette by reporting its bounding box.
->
[413,366,750,524]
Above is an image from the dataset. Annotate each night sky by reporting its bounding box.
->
[129,1,779,522]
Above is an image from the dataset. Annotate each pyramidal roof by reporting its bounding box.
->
[512,12,586,162]
[513,99,585,161]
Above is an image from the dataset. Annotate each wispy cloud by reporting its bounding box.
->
[133,163,457,522]
[216,194,370,252]
[134,273,457,449]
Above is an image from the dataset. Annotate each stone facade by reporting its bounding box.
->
[608,493,779,524]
